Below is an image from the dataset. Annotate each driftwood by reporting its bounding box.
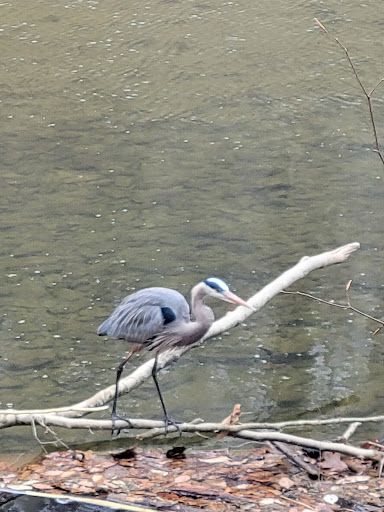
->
[4,414,381,460]
[3,242,380,463]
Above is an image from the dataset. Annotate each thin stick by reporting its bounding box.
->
[282,288,384,330]
[340,422,362,441]
[10,415,384,458]
[233,429,378,460]
[280,495,316,511]
[7,413,384,433]
[315,18,384,166]
[30,418,70,452]
[0,405,108,415]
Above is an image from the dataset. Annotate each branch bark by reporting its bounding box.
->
[3,414,381,460]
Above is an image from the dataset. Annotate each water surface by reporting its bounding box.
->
[0,0,384,457]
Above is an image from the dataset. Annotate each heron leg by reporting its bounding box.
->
[152,354,182,436]
[111,350,135,435]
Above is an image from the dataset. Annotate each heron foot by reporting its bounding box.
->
[164,416,182,437]
[111,413,133,436]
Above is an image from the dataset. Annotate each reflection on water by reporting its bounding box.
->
[0,0,383,455]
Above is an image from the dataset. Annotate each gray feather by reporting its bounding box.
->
[97,287,190,344]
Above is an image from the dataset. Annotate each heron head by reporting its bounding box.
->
[203,277,253,309]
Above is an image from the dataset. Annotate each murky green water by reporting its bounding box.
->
[1,0,384,457]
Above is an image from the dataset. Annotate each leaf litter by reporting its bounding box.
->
[0,445,383,511]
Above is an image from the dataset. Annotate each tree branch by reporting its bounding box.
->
[206,241,360,338]
[4,414,381,461]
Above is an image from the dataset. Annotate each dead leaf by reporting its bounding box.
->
[217,404,241,439]
[198,456,231,464]
[3,444,381,511]
[174,474,191,484]
[335,475,371,485]
[32,482,56,490]
[318,452,348,473]
[91,474,105,483]
[278,476,295,489]
[259,498,280,506]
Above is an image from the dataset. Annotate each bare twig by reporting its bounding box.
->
[0,405,108,415]
[363,440,384,450]
[315,18,384,166]
[282,282,384,333]
[340,421,362,441]
[31,417,70,452]
[233,430,379,461]
[379,457,384,478]
[280,495,316,511]
[6,412,384,435]
[7,413,384,459]
[11,415,384,460]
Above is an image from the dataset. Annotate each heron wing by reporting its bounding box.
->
[97,302,166,343]
[97,287,190,344]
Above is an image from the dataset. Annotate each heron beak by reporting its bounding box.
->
[222,291,255,310]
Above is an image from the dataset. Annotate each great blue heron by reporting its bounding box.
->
[98,277,252,432]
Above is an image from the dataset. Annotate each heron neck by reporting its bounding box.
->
[191,286,215,329]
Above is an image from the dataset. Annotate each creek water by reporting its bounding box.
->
[0,0,384,458]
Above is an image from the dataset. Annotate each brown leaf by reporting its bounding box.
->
[174,474,191,484]
[32,482,55,490]
[278,476,295,489]
[91,474,105,483]
[336,475,370,485]
[198,456,231,464]
[318,451,348,473]
[60,470,78,478]
[44,470,63,477]
[78,485,97,494]
[0,462,18,474]
[220,404,241,426]
[217,404,241,439]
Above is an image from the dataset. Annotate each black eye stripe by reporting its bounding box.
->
[204,279,221,291]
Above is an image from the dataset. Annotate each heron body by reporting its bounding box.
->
[98,278,251,433]
[98,287,208,352]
